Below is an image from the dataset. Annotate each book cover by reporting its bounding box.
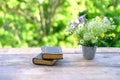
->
[32,53,57,66]
[41,46,63,59]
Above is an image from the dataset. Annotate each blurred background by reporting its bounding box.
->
[0,0,120,48]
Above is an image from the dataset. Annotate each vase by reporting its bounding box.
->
[82,46,97,60]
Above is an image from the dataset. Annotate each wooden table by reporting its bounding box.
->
[0,48,120,80]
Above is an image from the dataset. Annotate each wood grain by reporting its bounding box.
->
[0,48,120,80]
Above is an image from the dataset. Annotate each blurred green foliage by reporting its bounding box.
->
[0,0,120,48]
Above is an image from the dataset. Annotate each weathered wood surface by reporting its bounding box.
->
[0,47,120,80]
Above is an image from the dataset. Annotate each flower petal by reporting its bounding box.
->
[78,16,84,23]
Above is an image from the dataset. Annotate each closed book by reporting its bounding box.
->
[41,46,63,59]
[32,53,57,66]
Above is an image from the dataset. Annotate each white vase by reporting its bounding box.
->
[82,46,97,60]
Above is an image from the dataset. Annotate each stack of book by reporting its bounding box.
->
[32,46,63,66]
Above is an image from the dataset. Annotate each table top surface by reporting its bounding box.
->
[0,47,120,80]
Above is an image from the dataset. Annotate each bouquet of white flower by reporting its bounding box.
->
[67,15,115,46]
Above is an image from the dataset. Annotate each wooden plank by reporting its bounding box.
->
[0,67,119,80]
[0,54,120,67]
[0,47,120,54]
[0,48,120,80]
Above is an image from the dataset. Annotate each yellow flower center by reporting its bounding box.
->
[74,37,78,41]
[98,18,102,22]
[109,33,116,37]
[100,33,105,38]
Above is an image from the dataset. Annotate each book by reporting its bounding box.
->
[32,53,57,66]
[41,46,63,59]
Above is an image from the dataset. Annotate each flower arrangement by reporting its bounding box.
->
[67,15,116,46]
